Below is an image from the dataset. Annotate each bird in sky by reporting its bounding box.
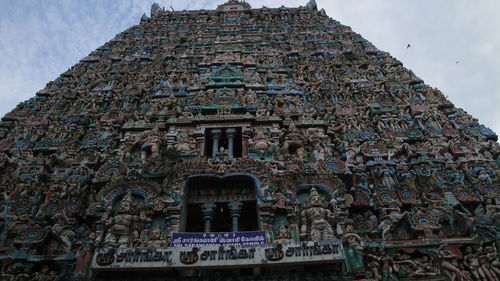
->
[407,44,411,48]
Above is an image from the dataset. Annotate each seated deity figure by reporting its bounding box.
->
[300,188,337,241]
[282,123,305,159]
[243,89,258,104]
[274,222,293,243]
[248,129,274,157]
[104,192,146,247]
[145,225,168,247]
[273,93,289,111]
[175,131,198,155]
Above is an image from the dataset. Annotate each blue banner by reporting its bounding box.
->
[171,231,267,247]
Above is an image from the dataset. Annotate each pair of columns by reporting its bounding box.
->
[201,201,242,233]
[211,128,237,158]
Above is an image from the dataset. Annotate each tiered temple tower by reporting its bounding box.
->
[0,1,499,280]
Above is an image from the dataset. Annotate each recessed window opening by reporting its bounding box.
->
[184,176,258,233]
[204,127,242,157]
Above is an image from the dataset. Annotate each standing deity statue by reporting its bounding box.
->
[478,247,500,281]
[486,245,500,278]
[103,192,146,247]
[438,244,464,281]
[300,188,337,241]
[137,127,162,163]
[49,223,75,254]
[462,246,486,281]
[74,232,95,279]
[377,203,408,241]
[282,123,305,159]
[342,223,365,273]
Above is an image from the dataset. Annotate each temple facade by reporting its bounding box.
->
[0,1,499,280]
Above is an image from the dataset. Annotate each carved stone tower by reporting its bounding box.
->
[0,1,498,280]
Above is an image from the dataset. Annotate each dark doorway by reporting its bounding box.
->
[183,175,259,232]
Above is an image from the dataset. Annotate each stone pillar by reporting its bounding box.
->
[166,128,178,148]
[270,123,281,145]
[201,202,216,233]
[211,129,222,158]
[194,128,205,156]
[228,201,243,232]
[241,127,252,158]
[225,128,237,157]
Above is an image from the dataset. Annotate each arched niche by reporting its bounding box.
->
[163,158,276,202]
[179,173,262,233]
[295,184,335,204]
[97,181,161,210]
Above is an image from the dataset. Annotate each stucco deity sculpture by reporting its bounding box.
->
[145,225,168,247]
[377,203,408,241]
[74,232,95,279]
[248,129,275,159]
[463,246,487,281]
[274,222,293,243]
[174,131,198,155]
[485,245,500,278]
[438,244,464,281]
[478,247,500,281]
[49,223,75,254]
[300,188,337,241]
[282,123,305,159]
[138,127,162,163]
[342,223,364,273]
[103,192,146,247]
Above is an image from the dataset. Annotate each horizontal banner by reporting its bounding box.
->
[92,240,344,271]
[171,231,267,247]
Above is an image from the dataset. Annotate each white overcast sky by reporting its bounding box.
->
[0,0,499,134]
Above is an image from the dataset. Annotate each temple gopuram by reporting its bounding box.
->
[0,1,499,280]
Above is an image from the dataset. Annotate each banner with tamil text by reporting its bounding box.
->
[171,231,267,247]
[92,240,345,271]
